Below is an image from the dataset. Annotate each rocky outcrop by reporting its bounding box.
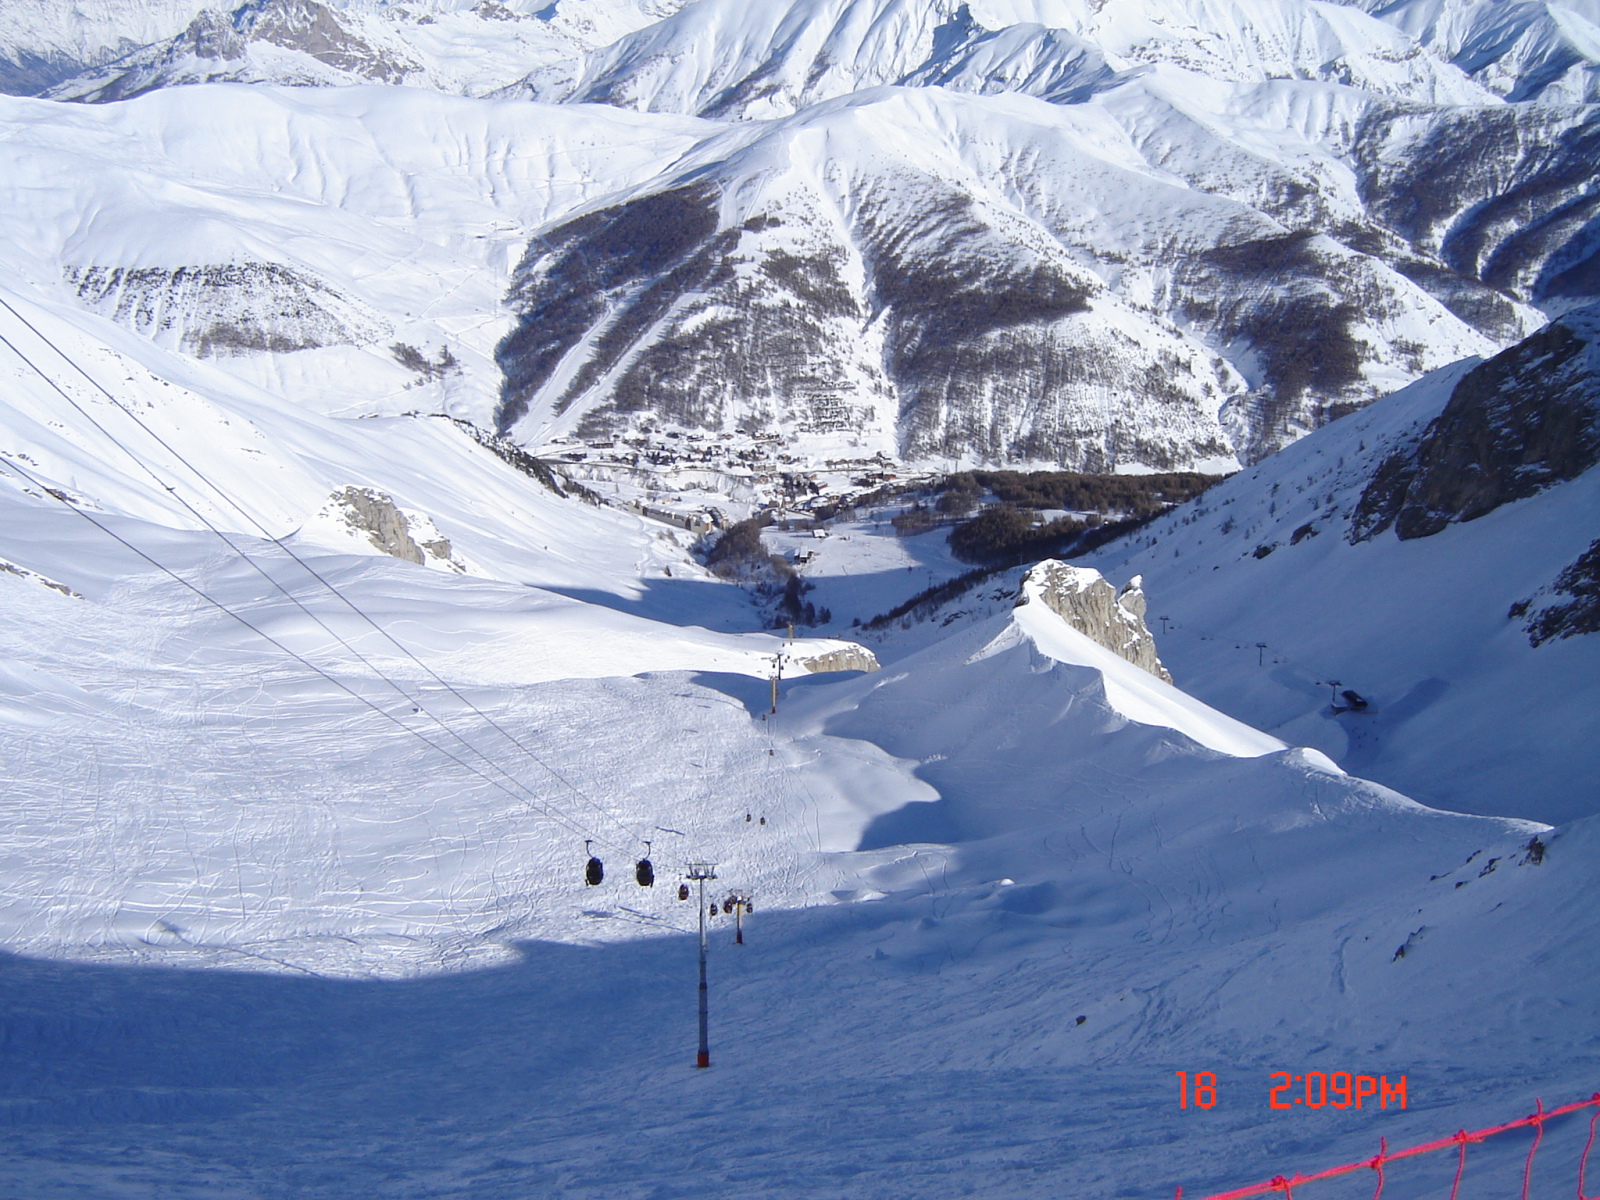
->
[1520,539,1600,647]
[0,558,82,599]
[66,263,388,359]
[792,644,880,675]
[329,487,461,571]
[335,487,424,564]
[1015,561,1171,682]
[1352,305,1600,541]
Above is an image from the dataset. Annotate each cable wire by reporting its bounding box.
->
[0,298,644,853]
[0,448,610,844]
[0,295,653,849]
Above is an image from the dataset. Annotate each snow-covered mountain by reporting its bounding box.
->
[540,0,1495,117]
[11,0,690,101]
[1359,0,1600,103]
[1088,303,1600,824]
[0,84,716,433]
[13,0,1591,470]
[0,0,212,95]
[498,76,1560,467]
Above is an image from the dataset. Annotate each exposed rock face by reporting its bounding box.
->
[66,263,388,358]
[793,644,880,674]
[335,487,425,564]
[1352,305,1600,541]
[1522,538,1600,647]
[1015,560,1172,682]
[0,559,82,599]
[330,487,460,571]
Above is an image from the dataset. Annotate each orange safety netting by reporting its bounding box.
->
[1178,1093,1600,1200]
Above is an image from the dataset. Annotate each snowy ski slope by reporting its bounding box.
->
[0,0,1595,1194]
[2,272,1594,1192]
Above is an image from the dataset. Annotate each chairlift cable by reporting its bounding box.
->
[0,325,606,849]
[0,297,644,847]
[4,300,741,890]
[0,299,646,853]
[0,448,604,846]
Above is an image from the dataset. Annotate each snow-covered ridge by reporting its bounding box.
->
[8,0,692,101]
[539,0,1495,117]
[1358,0,1600,103]
[988,579,1289,758]
[10,0,1593,473]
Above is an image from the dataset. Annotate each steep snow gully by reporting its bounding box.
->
[2,1,1599,1197]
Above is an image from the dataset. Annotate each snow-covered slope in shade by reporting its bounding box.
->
[1355,0,1600,102]
[1088,306,1600,824]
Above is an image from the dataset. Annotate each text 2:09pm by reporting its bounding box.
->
[1269,1072,1407,1110]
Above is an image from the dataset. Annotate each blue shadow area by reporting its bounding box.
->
[539,578,764,633]
[686,668,869,719]
[543,557,975,636]
[0,908,1184,1199]
[856,799,962,850]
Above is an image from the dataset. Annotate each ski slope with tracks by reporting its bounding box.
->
[1,0,1596,1194]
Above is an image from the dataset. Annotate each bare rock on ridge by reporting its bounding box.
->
[792,644,880,674]
[66,263,389,359]
[1351,304,1600,542]
[1016,560,1172,682]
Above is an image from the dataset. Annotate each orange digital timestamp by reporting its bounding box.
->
[1175,1071,1218,1108]
[1269,1071,1407,1110]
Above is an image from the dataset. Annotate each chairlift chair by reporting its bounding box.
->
[635,841,654,887]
